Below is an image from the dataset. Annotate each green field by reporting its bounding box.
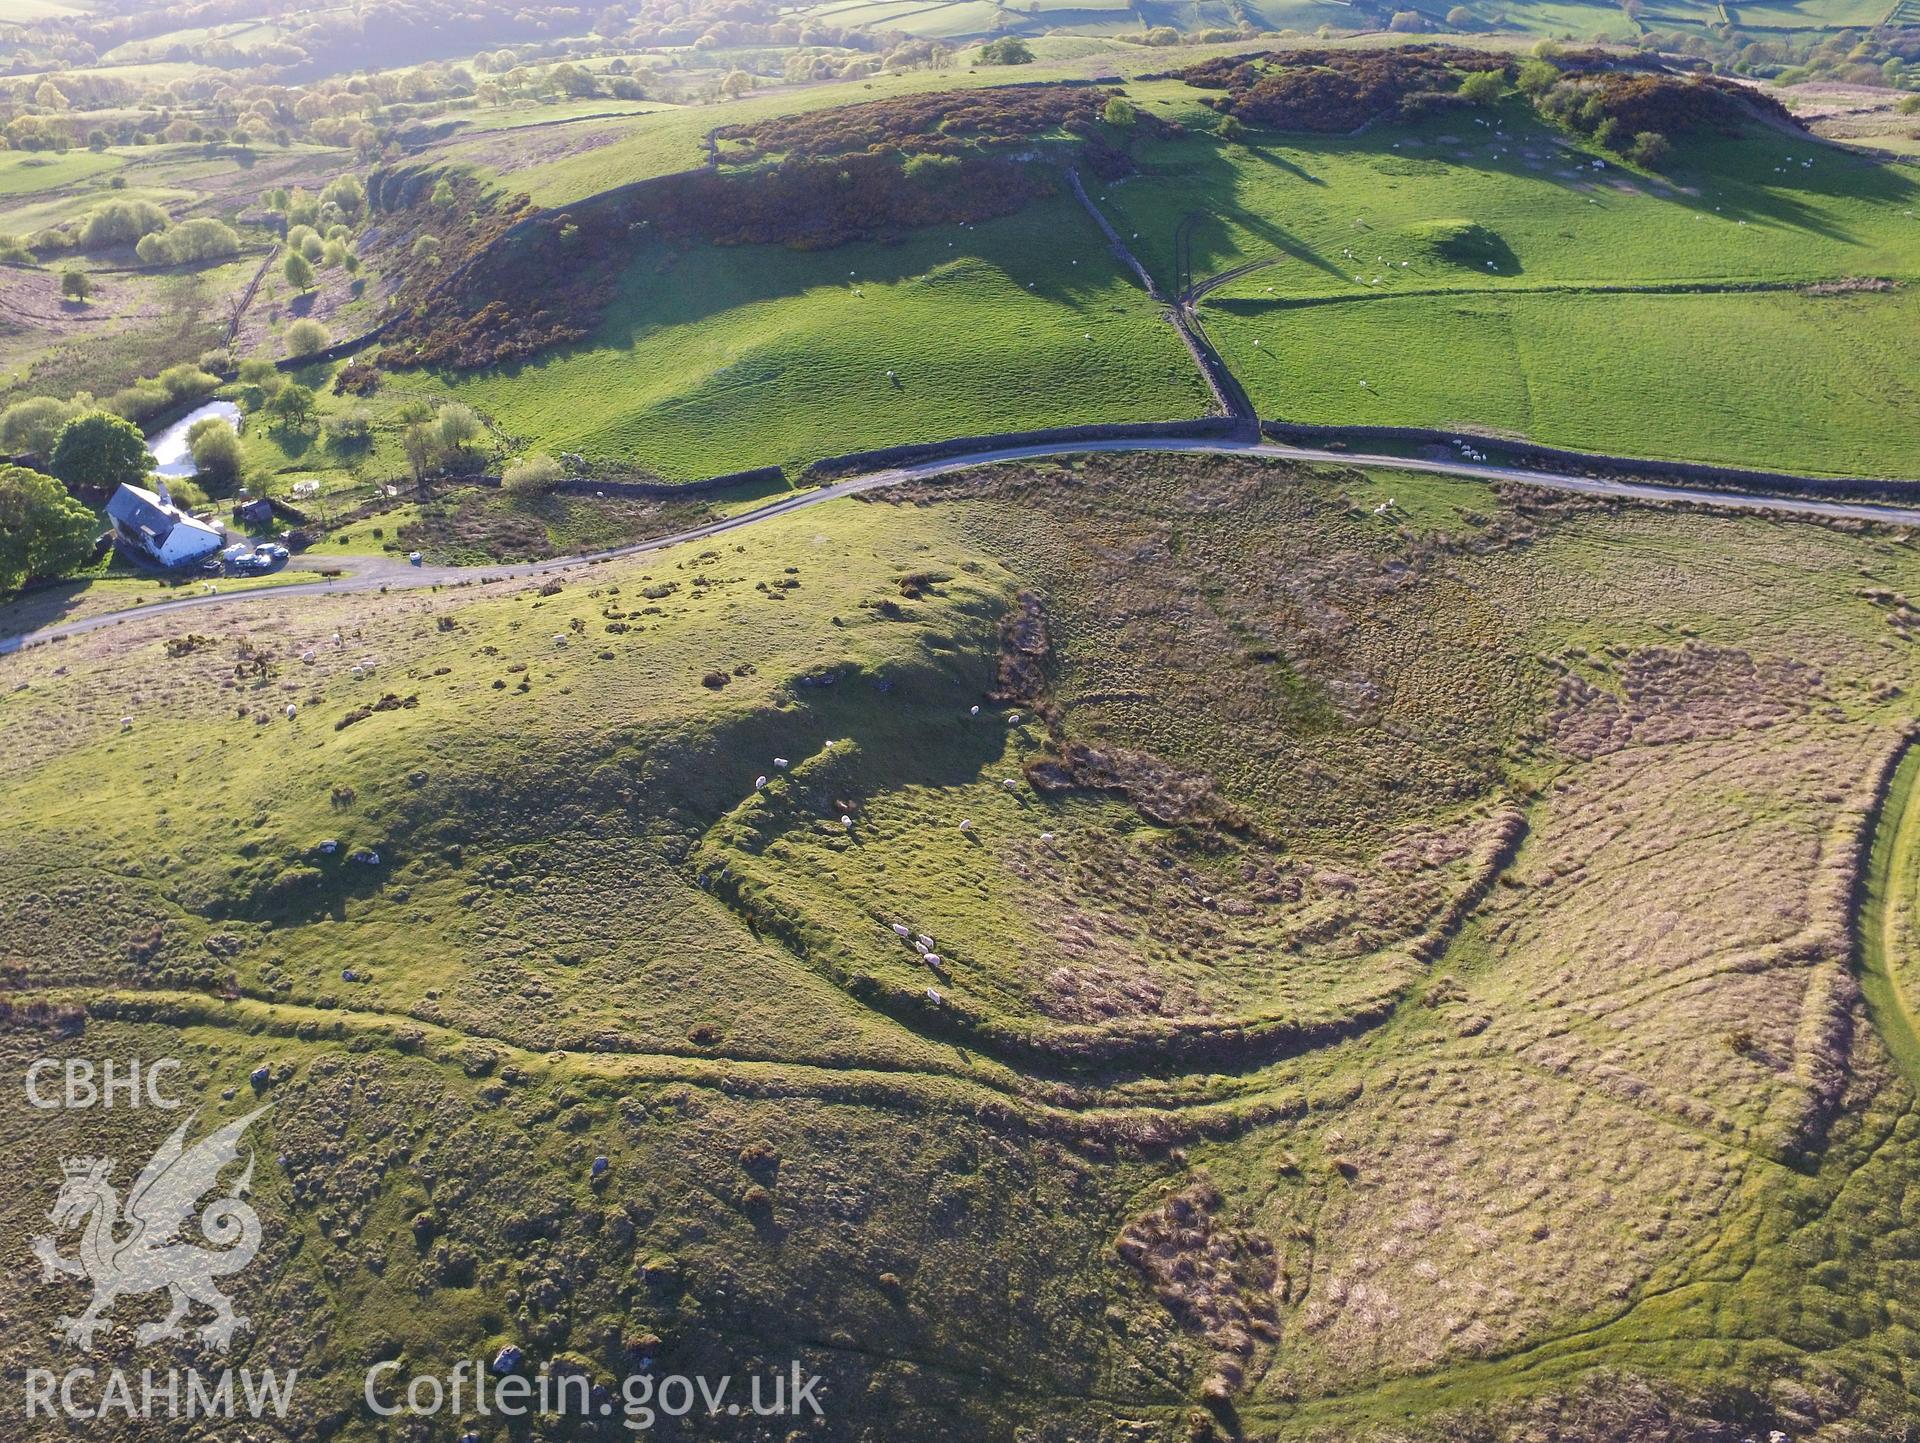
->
[415,197,1212,479]
[1080,92,1920,473]
[1105,106,1920,297]
[0,150,123,198]
[1208,284,1920,475]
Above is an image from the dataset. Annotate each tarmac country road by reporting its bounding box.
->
[7,437,1919,656]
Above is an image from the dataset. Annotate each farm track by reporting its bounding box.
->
[9,435,1920,655]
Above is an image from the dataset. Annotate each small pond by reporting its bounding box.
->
[148,399,242,479]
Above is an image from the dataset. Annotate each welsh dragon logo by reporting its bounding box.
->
[31,1106,269,1352]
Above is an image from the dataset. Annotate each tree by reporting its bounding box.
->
[50,412,152,492]
[267,384,317,429]
[1459,70,1504,105]
[502,452,564,495]
[235,356,284,411]
[79,199,168,249]
[326,410,372,452]
[1516,58,1560,95]
[0,395,78,459]
[401,422,443,484]
[188,419,246,490]
[135,218,241,265]
[430,178,456,209]
[0,464,97,589]
[1388,9,1427,30]
[285,318,330,358]
[318,174,366,221]
[412,234,441,265]
[1627,129,1671,168]
[283,252,315,292]
[1102,96,1137,129]
[60,269,91,302]
[976,37,1034,64]
[1447,3,1473,22]
[436,403,484,452]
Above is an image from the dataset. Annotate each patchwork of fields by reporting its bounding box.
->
[424,90,1920,480]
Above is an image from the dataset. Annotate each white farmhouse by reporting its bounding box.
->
[105,482,224,568]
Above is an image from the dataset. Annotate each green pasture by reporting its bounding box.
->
[1103,102,1920,297]
[0,150,123,197]
[1206,283,1920,475]
[413,196,1210,480]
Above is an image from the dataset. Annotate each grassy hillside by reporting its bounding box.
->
[411,196,1212,479]
[1083,87,1920,474]
[9,452,1920,1438]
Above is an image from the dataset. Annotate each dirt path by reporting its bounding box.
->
[10,437,1920,656]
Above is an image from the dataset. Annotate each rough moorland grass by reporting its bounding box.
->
[10,455,1920,1439]
[1206,283,1920,476]
[414,197,1211,479]
[489,36,1333,206]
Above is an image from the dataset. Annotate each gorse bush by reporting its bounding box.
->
[285,318,330,357]
[502,452,565,495]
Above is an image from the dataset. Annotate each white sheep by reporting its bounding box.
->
[756,776,768,789]
[120,716,133,731]
[1002,778,1018,790]
[773,757,788,768]
[958,819,972,832]
[924,954,942,968]
[285,703,298,720]
[1007,712,1021,725]
[1039,832,1055,843]
[969,704,980,716]
[841,815,853,830]
[916,934,934,949]
[300,649,316,665]
[891,923,911,937]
